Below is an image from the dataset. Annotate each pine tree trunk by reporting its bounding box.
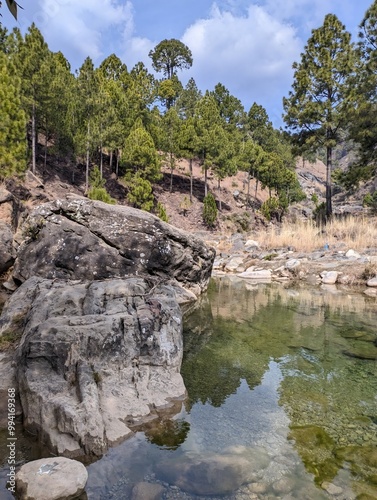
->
[116,150,120,179]
[170,152,173,193]
[218,178,222,211]
[31,102,36,174]
[85,121,90,193]
[189,158,193,203]
[99,122,103,178]
[255,178,259,202]
[110,150,113,171]
[43,124,48,176]
[100,141,103,179]
[247,171,251,204]
[326,144,333,219]
[204,158,208,197]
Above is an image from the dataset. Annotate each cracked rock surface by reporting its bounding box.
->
[12,197,215,296]
[0,276,186,457]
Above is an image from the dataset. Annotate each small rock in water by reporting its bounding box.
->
[131,482,165,500]
[272,477,296,494]
[321,481,343,496]
[16,457,88,500]
[248,481,268,493]
[156,453,254,496]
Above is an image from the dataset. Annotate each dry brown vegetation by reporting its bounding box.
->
[254,216,377,253]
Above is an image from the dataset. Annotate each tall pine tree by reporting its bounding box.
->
[0,51,27,179]
[283,14,356,218]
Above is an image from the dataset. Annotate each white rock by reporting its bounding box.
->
[237,269,272,281]
[345,249,361,259]
[321,271,338,284]
[367,276,377,287]
[285,259,301,270]
[16,457,88,500]
[364,288,377,296]
[225,256,245,272]
[245,240,259,248]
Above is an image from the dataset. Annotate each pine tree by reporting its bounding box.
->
[123,120,161,183]
[75,57,99,191]
[175,77,202,119]
[0,51,26,179]
[17,24,51,174]
[194,93,222,196]
[97,54,128,177]
[203,193,218,227]
[177,117,199,202]
[346,1,377,184]
[161,107,181,192]
[283,14,356,218]
[127,175,154,212]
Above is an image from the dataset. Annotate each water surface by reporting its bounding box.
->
[1,278,377,499]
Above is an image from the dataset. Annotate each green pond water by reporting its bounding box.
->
[1,278,377,499]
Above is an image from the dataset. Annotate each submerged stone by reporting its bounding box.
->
[156,452,254,496]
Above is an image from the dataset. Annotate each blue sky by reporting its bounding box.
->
[2,0,374,126]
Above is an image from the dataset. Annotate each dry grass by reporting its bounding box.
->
[255,216,377,253]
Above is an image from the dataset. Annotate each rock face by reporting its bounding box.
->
[0,276,186,457]
[0,221,16,274]
[16,457,88,500]
[0,187,21,228]
[12,197,215,295]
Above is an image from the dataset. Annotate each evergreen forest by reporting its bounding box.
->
[1,1,377,223]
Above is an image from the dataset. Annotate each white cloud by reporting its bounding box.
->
[181,3,302,120]
[121,36,155,70]
[35,0,134,69]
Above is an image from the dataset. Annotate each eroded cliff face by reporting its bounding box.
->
[12,197,216,296]
[0,277,186,457]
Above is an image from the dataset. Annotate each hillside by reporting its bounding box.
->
[2,147,372,239]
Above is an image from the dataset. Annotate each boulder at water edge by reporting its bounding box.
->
[12,197,215,296]
[0,277,186,457]
[15,457,87,500]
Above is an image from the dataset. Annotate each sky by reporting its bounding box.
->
[1,0,374,127]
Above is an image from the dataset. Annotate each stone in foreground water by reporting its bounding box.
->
[16,457,88,500]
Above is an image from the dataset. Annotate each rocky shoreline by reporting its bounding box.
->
[204,234,377,295]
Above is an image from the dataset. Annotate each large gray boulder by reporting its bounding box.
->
[0,276,186,457]
[12,197,215,295]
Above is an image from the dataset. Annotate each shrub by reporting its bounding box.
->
[0,312,26,351]
[127,176,154,212]
[363,192,377,212]
[311,193,319,206]
[203,193,218,227]
[180,196,192,216]
[313,202,326,224]
[23,218,45,241]
[88,187,116,204]
[88,166,116,204]
[261,197,281,221]
[156,202,169,222]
